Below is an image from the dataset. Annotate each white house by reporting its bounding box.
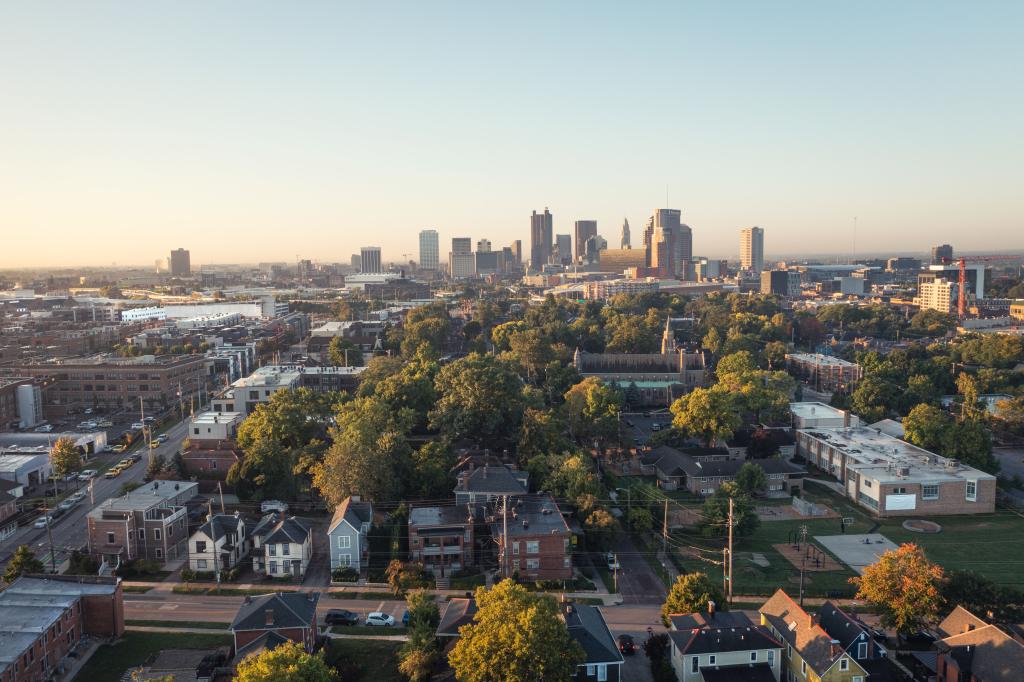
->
[326,496,373,574]
[188,512,249,573]
[250,514,312,578]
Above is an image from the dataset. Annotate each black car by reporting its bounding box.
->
[617,634,636,655]
[324,609,360,626]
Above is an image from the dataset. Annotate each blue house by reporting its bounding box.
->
[327,496,373,574]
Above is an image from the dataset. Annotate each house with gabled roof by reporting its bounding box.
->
[935,619,1024,682]
[188,512,249,573]
[560,601,624,681]
[249,514,312,579]
[327,496,372,574]
[230,592,320,660]
[436,597,478,639]
[453,464,528,505]
[759,589,869,682]
[668,623,783,682]
[816,601,885,662]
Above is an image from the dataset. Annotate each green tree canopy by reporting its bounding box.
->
[661,572,726,626]
[701,482,759,538]
[4,545,44,583]
[448,580,584,682]
[327,336,360,366]
[671,387,741,447]
[430,353,526,444]
[235,640,337,682]
[734,462,767,496]
[49,437,82,480]
[562,377,624,447]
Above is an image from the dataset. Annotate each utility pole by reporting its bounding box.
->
[501,495,509,579]
[43,501,56,573]
[613,553,618,593]
[722,547,728,599]
[727,497,734,604]
[88,478,94,506]
[662,499,668,553]
[217,481,225,513]
[798,525,808,607]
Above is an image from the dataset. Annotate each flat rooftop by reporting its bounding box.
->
[799,426,995,483]
[789,402,852,420]
[89,480,196,515]
[786,353,859,368]
[410,505,473,528]
[502,494,571,538]
[192,411,243,426]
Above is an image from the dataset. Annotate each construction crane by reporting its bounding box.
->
[942,255,1020,318]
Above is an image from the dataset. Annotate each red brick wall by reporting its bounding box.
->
[234,626,312,655]
[81,584,125,638]
[4,602,81,682]
[509,533,571,580]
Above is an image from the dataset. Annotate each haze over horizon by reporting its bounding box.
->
[2,2,1022,268]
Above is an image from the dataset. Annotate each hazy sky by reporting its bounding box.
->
[2,2,1022,268]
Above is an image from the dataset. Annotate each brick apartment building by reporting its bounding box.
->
[4,354,208,416]
[493,494,573,581]
[87,480,199,567]
[409,504,476,576]
[0,574,124,682]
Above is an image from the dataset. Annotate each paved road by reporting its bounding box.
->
[0,414,193,568]
[610,535,667,605]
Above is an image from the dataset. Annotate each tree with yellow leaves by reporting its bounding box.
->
[851,543,944,634]
[235,641,337,682]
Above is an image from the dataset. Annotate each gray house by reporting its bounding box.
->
[453,465,528,505]
[188,512,249,572]
[327,496,373,574]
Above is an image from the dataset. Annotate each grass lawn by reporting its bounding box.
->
[328,590,400,601]
[75,632,232,682]
[325,639,403,682]
[173,585,297,596]
[450,573,487,590]
[330,624,408,635]
[125,619,229,630]
[122,585,153,593]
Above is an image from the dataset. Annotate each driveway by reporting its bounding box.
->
[611,535,667,605]
[303,518,332,587]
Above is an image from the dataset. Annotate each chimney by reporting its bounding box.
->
[707,600,716,619]
[842,410,850,428]
[265,609,275,626]
[829,639,842,658]
[243,595,252,605]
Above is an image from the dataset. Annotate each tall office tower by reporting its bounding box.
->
[931,244,954,265]
[650,225,676,276]
[419,230,440,271]
[574,220,597,262]
[511,240,523,266]
[297,259,314,281]
[648,209,687,276]
[449,237,475,279]
[169,248,191,276]
[677,223,693,277]
[350,254,361,270]
[360,246,382,274]
[740,226,765,274]
[584,235,606,264]
[555,234,572,265]
[477,238,492,253]
[621,219,631,249]
[530,208,553,271]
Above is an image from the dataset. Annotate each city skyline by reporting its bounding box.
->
[2,2,1023,267]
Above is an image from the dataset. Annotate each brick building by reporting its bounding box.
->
[87,480,199,567]
[0,574,124,682]
[230,592,319,660]
[493,494,573,581]
[182,411,244,478]
[408,504,475,575]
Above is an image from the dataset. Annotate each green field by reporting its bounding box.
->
[126,619,229,630]
[325,639,403,682]
[75,632,232,682]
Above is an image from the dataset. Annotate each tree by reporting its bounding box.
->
[448,580,584,682]
[562,377,623,447]
[146,453,166,480]
[4,545,44,583]
[940,570,1024,623]
[702,482,759,537]
[49,437,81,483]
[851,543,944,634]
[997,396,1024,435]
[850,376,900,423]
[399,590,442,681]
[327,336,360,367]
[313,397,414,505]
[670,387,741,447]
[410,440,456,499]
[661,572,726,626]
[945,419,999,474]
[67,550,99,575]
[764,341,789,370]
[903,403,951,452]
[956,372,981,420]
[627,507,654,533]
[385,560,426,597]
[716,351,758,378]
[235,640,337,682]
[516,409,570,463]
[545,454,602,514]
[430,354,526,444]
[734,462,767,496]
[583,509,618,551]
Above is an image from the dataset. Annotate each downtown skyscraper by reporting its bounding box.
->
[574,220,597,263]
[418,229,439,271]
[740,226,764,274]
[530,208,553,272]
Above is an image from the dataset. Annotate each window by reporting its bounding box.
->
[922,485,939,500]
[155,548,162,558]
[564,556,571,568]
[751,651,757,662]
[196,541,207,553]
[768,650,775,667]
[269,545,277,556]
[282,543,290,556]
[526,558,539,570]
[691,656,699,673]
[586,664,595,676]
[338,535,351,549]
[512,542,520,555]
[269,561,277,574]
[967,481,977,501]
[338,553,351,566]
[853,677,864,682]
[857,642,867,659]
[197,559,208,569]
[801,659,806,675]
[840,657,849,671]
[893,487,907,494]
[863,479,872,488]
[138,529,145,540]
[153,528,161,541]
[596,664,607,681]
[709,655,716,666]
[526,541,539,554]
[106,532,114,544]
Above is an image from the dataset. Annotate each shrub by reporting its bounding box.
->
[180,568,197,582]
[332,566,359,583]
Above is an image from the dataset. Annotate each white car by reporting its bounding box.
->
[58,499,76,511]
[365,612,395,627]
[78,470,98,480]
[260,500,289,513]
[70,491,87,503]
[34,424,53,433]
[33,516,52,529]
[157,434,169,443]
[606,552,620,570]
[131,422,144,430]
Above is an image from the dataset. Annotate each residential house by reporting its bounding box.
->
[230,592,320,661]
[408,504,475,576]
[561,602,624,681]
[816,602,884,663]
[86,480,198,568]
[436,598,478,639]
[181,411,244,479]
[492,493,574,581]
[327,496,373,574]
[250,515,312,579]
[641,446,805,497]
[935,618,1024,682]
[669,623,783,682]
[670,605,755,632]
[0,574,124,682]
[188,512,249,573]
[759,589,869,682]
[453,464,528,505]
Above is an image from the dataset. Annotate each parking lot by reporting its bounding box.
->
[620,410,672,446]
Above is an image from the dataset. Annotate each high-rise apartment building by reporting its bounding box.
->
[555,234,572,265]
[449,238,475,279]
[741,227,765,274]
[360,247,382,274]
[530,208,553,272]
[914,279,958,314]
[574,221,597,262]
[419,230,440,271]
[931,244,954,265]
[477,238,492,253]
[620,219,631,249]
[511,240,523,266]
[170,248,191,276]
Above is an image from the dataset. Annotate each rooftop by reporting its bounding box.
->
[788,402,856,422]
[409,505,474,528]
[498,493,572,538]
[192,411,243,426]
[89,480,197,515]
[786,353,859,368]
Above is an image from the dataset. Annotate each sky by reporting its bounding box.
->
[1,1,1022,268]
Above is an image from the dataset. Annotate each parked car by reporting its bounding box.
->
[260,500,289,513]
[34,424,53,432]
[324,609,360,626]
[618,634,636,655]
[606,552,619,570]
[118,458,134,468]
[104,468,122,479]
[650,423,662,432]
[143,416,155,423]
[98,420,113,427]
[157,434,169,443]
[58,499,76,511]
[149,441,161,449]
[366,612,395,627]
[70,491,87,503]
[128,453,142,463]
[131,422,144,430]
[78,469,98,480]
[402,611,410,626]
[34,516,53,529]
